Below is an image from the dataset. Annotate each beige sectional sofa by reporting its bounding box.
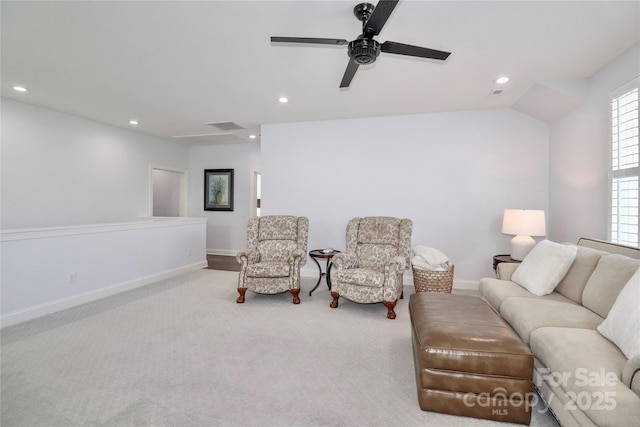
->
[479,238,639,427]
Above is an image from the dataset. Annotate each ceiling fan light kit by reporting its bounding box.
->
[270,0,452,88]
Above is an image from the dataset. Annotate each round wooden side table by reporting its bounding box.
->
[308,249,340,296]
[493,254,521,271]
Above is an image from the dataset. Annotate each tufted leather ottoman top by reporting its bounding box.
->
[409,292,534,424]
[409,293,532,378]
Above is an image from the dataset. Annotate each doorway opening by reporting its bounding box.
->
[150,166,188,217]
[252,171,261,217]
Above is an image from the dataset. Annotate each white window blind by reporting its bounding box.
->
[609,77,639,247]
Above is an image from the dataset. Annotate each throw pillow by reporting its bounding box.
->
[597,267,640,360]
[512,240,577,296]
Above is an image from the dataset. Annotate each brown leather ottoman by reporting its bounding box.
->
[409,293,533,425]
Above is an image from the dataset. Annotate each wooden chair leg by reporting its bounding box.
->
[236,288,246,303]
[383,300,397,319]
[290,288,301,304]
[329,292,339,308]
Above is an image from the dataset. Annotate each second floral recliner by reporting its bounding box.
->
[329,216,413,319]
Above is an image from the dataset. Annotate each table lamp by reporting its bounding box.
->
[502,209,546,261]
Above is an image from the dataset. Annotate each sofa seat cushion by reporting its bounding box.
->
[530,327,640,427]
[479,278,575,312]
[334,268,384,288]
[500,298,602,344]
[246,262,291,278]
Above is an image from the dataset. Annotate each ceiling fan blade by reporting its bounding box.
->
[340,60,360,88]
[271,37,348,45]
[363,0,399,38]
[381,41,451,61]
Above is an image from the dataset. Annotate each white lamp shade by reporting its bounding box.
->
[502,209,546,236]
[502,209,546,261]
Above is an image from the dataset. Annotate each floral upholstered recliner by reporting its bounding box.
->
[330,216,413,319]
[236,215,309,304]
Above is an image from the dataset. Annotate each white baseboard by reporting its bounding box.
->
[1,261,208,328]
[301,268,479,291]
[452,280,480,291]
[301,269,319,278]
[405,277,479,291]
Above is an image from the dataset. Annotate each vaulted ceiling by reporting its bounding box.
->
[2,1,639,144]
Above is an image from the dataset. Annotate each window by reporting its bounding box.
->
[609,77,639,247]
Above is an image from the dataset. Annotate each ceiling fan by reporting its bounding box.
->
[271,0,452,88]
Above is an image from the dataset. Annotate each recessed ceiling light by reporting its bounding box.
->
[496,76,509,84]
[278,97,289,104]
[13,86,29,92]
[249,134,257,139]
[129,120,139,125]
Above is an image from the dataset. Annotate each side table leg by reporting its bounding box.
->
[326,259,333,290]
[309,256,323,296]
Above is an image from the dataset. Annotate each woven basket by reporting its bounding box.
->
[412,265,454,293]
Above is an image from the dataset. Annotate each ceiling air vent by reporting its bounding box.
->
[173,133,249,145]
[206,121,246,131]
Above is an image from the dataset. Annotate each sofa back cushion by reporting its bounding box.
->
[582,254,640,318]
[578,237,640,259]
[555,245,608,304]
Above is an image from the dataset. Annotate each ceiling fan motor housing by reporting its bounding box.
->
[348,38,380,64]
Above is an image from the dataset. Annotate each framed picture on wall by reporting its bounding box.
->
[204,169,234,211]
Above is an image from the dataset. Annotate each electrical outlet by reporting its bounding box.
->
[67,272,77,284]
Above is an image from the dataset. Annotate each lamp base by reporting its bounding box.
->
[510,235,536,261]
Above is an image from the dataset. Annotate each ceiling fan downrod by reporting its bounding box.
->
[350,3,380,64]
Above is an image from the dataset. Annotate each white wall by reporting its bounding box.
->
[262,109,549,281]
[1,98,189,228]
[549,43,640,243]
[0,99,204,326]
[188,142,260,254]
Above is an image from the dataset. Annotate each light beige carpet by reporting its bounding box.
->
[1,269,559,427]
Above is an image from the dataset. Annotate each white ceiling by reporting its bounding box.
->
[2,1,639,144]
